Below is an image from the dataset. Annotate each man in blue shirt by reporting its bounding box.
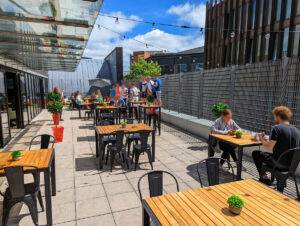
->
[153,77,162,104]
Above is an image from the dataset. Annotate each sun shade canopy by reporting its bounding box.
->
[0,0,103,72]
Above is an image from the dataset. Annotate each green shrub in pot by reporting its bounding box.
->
[227,195,245,215]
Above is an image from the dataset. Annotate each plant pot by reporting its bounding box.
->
[236,135,242,139]
[12,156,22,161]
[52,113,60,125]
[121,124,127,128]
[229,206,242,215]
[52,126,64,143]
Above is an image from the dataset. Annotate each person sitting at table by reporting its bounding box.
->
[95,89,103,102]
[252,106,300,185]
[211,109,240,165]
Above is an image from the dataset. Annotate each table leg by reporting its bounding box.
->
[236,147,243,180]
[78,108,81,119]
[143,108,146,124]
[44,169,53,226]
[143,206,150,226]
[158,107,161,135]
[138,106,141,123]
[99,135,104,169]
[152,130,156,162]
[50,154,56,196]
[95,130,99,158]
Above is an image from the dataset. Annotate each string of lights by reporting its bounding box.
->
[98,12,300,37]
[97,24,168,52]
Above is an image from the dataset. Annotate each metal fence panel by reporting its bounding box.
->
[161,57,300,133]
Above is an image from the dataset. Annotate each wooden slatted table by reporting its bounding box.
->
[95,123,155,169]
[209,133,262,180]
[0,149,56,226]
[143,179,300,226]
[138,104,162,135]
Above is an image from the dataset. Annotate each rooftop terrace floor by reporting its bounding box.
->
[0,109,298,226]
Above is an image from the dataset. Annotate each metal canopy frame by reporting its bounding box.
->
[0,0,103,72]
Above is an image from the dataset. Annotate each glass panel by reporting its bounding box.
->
[259,0,264,27]
[20,74,28,126]
[282,28,289,56]
[252,0,256,29]
[273,33,279,60]
[285,0,292,19]
[297,0,300,15]
[267,0,273,25]
[0,71,10,146]
[276,0,282,21]
[256,35,261,61]
[292,25,300,56]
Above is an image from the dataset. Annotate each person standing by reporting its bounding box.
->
[120,83,128,106]
[153,76,162,104]
[252,106,300,184]
[140,77,147,99]
[211,109,240,165]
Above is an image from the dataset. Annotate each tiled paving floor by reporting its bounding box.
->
[0,109,298,226]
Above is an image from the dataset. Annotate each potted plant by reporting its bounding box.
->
[120,120,127,128]
[47,92,63,125]
[227,195,245,215]
[212,102,229,118]
[11,150,22,161]
[235,130,243,139]
[47,100,63,125]
[147,95,154,105]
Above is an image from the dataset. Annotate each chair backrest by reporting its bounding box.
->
[114,130,125,150]
[275,147,300,172]
[2,165,39,199]
[138,170,179,201]
[139,130,151,150]
[197,157,235,187]
[29,134,54,150]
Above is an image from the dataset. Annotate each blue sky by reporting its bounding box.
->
[84,0,206,70]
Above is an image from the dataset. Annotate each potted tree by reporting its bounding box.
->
[227,195,245,215]
[47,92,63,125]
[212,102,229,118]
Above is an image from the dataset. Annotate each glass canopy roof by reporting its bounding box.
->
[0,0,103,72]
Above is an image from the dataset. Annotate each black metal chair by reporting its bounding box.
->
[261,147,300,200]
[85,103,96,119]
[106,130,129,171]
[137,170,179,201]
[0,165,44,226]
[132,130,153,170]
[125,119,140,156]
[29,134,55,150]
[197,157,235,187]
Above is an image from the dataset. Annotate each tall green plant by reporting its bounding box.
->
[125,58,161,80]
[47,92,63,114]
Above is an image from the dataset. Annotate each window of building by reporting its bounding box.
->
[273,33,279,60]
[276,0,282,21]
[179,64,188,73]
[292,25,300,56]
[259,0,264,28]
[264,35,270,60]
[267,0,273,25]
[297,0,300,15]
[195,63,203,71]
[243,3,248,32]
[252,0,256,29]
[285,0,292,19]
[282,28,289,56]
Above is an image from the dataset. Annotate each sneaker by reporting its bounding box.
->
[259,177,272,186]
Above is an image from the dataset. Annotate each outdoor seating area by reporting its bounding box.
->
[0,107,300,226]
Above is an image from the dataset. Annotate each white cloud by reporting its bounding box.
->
[84,10,204,71]
[167,2,206,28]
